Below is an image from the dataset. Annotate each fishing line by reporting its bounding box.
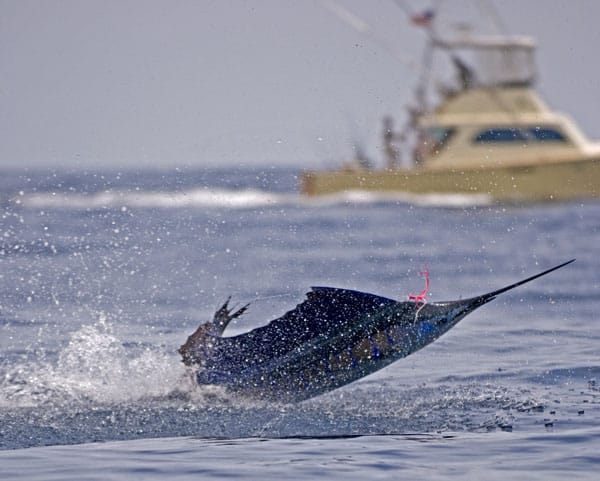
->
[244,292,298,304]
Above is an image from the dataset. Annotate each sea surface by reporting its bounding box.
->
[0,167,598,479]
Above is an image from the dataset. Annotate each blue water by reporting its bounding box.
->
[1,167,599,479]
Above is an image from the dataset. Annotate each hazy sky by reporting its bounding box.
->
[2,0,600,170]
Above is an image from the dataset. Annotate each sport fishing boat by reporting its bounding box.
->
[301,9,600,201]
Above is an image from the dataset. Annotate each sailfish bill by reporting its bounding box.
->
[179,260,574,402]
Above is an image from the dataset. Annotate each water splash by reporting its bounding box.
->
[0,319,185,408]
[0,321,563,450]
[0,319,563,449]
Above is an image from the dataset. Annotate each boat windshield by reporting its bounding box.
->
[474,126,568,143]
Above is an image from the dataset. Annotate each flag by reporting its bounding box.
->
[411,9,435,27]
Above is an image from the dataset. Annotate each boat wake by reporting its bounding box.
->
[14,187,492,211]
[313,189,492,207]
[15,188,287,211]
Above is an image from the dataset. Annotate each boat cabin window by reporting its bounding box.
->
[423,127,455,156]
[474,126,568,143]
[474,128,528,143]
[528,126,567,142]
[428,127,455,145]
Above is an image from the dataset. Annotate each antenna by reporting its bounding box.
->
[319,0,415,69]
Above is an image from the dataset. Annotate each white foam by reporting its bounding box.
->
[16,187,491,210]
[0,320,186,408]
[19,188,287,210]
[306,189,493,208]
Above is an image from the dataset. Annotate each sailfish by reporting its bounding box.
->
[179,260,574,402]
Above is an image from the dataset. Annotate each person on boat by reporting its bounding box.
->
[382,116,403,169]
[452,55,475,90]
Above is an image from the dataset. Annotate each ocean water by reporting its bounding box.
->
[0,167,598,479]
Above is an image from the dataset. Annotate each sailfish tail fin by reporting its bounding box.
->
[212,297,250,335]
[179,297,250,366]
